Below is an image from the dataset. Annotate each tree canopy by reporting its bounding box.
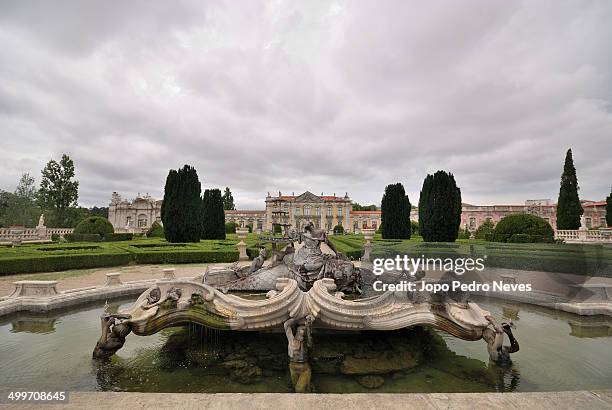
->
[202,188,226,239]
[380,182,411,239]
[556,149,583,229]
[38,154,79,227]
[222,187,235,210]
[418,171,462,242]
[161,165,203,242]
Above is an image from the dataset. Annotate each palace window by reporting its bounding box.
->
[362,221,368,228]
[295,207,300,216]
[372,221,377,230]
[327,206,332,216]
[601,218,607,227]
[337,206,343,217]
[326,222,332,231]
[315,207,320,216]
[138,214,148,228]
[304,205,311,216]
[126,216,132,227]
[257,220,263,229]
[586,218,592,228]
[353,222,358,231]
[469,217,476,229]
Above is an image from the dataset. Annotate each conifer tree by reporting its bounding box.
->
[202,188,226,239]
[556,149,583,229]
[418,171,462,242]
[380,183,411,239]
[161,165,202,242]
[222,187,235,210]
[606,189,611,227]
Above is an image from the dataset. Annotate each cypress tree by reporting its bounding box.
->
[380,183,411,239]
[556,149,583,229]
[606,189,611,227]
[222,187,235,210]
[202,188,226,240]
[418,171,462,242]
[161,165,202,243]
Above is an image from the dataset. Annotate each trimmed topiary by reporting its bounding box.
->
[474,220,495,240]
[73,216,114,236]
[419,171,462,242]
[225,222,238,234]
[147,221,165,238]
[333,224,344,234]
[381,182,411,239]
[492,213,554,243]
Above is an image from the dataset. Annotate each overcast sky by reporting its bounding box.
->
[1,1,611,209]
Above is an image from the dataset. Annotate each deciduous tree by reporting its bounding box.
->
[38,154,79,227]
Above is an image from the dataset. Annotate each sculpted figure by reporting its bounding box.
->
[483,315,519,366]
[249,248,267,273]
[143,287,182,310]
[284,315,314,393]
[92,313,132,359]
[292,222,325,273]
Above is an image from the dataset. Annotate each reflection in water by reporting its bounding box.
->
[11,316,58,334]
[1,297,611,393]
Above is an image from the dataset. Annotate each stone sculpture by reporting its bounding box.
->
[483,315,520,366]
[92,223,519,388]
[204,222,363,293]
[93,276,518,370]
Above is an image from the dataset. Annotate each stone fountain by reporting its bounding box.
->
[93,222,518,392]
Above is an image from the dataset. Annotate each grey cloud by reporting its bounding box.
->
[1,0,611,209]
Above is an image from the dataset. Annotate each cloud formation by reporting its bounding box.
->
[1,0,611,209]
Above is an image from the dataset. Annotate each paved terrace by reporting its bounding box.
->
[3,391,612,409]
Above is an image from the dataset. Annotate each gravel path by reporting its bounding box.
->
[0,262,251,297]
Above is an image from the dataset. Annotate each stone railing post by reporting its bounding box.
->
[105,272,123,286]
[236,228,249,261]
[9,281,59,298]
[161,268,176,280]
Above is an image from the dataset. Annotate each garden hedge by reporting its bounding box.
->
[74,216,114,236]
[0,253,132,275]
[103,233,134,241]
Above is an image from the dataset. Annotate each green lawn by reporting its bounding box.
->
[328,234,612,276]
[0,234,271,275]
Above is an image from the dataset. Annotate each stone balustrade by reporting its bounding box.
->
[0,227,73,243]
[555,229,612,243]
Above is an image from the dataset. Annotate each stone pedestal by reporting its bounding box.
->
[162,268,176,280]
[362,243,373,262]
[361,228,375,262]
[105,272,122,286]
[236,228,249,261]
[10,281,59,298]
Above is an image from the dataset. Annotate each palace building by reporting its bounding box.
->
[108,191,608,234]
[108,192,162,232]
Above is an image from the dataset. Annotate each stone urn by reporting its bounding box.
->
[362,228,375,245]
[236,228,249,241]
